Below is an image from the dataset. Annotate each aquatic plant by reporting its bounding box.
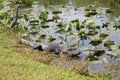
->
[104,40,115,48]
[84,5,97,17]
[0,12,9,19]
[36,34,47,42]
[52,15,60,19]
[71,19,79,23]
[78,31,87,46]
[39,11,49,20]
[99,33,108,39]
[87,30,98,36]
[40,20,49,28]
[48,36,56,42]
[90,39,102,46]
[29,19,39,26]
[52,10,62,14]
[105,8,114,14]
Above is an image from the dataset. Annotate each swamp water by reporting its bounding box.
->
[1,0,120,77]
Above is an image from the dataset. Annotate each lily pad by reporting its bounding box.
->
[99,33,109,39]
[104,40,115,47]
[71,19,79,23]
[29,19,39,25]
[48,36,56,42]
[93,49,105,56]
[87,26,100,30]
[78,31,87,40]
[53,15,60,19]
[90,39,102,46]
[70,44,79,49]
[36,34,47,42]
[87,30,98,36]
[39,11,49,20]
[52,10,62,14]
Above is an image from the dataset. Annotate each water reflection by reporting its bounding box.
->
[35,0,120,17]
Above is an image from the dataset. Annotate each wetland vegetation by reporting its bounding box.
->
[0,0,120,80]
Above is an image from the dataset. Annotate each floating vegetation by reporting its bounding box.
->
[93,49,105,56]
[78,31,87,40]
[29,19,39,26]
[87,26,100,30]
[104,40,115,48]
[113,25,120,30]
[87,30,98,36]
[84,11,97,17]
[39,11,49,20]
[71,19,79,23]
[76,22,84,31]
[65,23,72,31]
[41,24,49,28]
[70,44,79,49]
[52,15,60,19]
[36,34,47,42]
[86,55,99,61]
[90,39,102,46]
[40,20,49,28]
[99,33,109,39]
[48,36,56,42]
[29,29,38,35]
[84,5,97,17]
[52,10,62,14]
[105,8,114,14]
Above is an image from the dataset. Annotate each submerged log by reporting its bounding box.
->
[20,39,81,57]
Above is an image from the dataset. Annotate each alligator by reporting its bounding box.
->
[20,39,81,57]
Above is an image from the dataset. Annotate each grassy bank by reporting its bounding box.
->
[0,31,113,80]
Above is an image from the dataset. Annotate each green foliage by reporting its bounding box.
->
[84,5,97,17]
[104,40,115,48]
[39,11,49,20]
[90,39,102,46]
[8,0,34,6]
[29,19,39,26]
[76,22,80,30]
[71,19,79,23]
[48,36,56,42]
[87,30,98,36]
[36,34,46,42]
[0,12,9,19]
[99,33,108,39]
[94,49,105,56]
[87,26,100,30]
[0,0,3,3]
[52,15,60,19]
[52,10,62,14]
[106,8,114,13]
[65,23,72,31]
[57,22,64,28]
[78,31,87,40]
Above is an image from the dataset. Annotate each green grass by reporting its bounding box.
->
[0,31,114,80]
